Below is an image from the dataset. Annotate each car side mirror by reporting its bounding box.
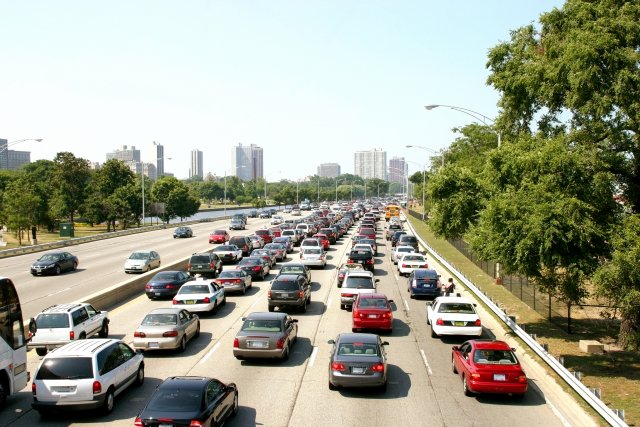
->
[375,279,380,283]
[241,317,246,321]
[381,341,389,346]
[292,319,299,323]
[327,339,335,344]
[452,345,459,351]
[511,347,517,352]
[29,318,37,334]
[388,299,394,304]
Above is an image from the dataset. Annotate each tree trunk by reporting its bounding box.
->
[617,315,640,351]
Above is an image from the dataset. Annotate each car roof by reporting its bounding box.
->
[344,271,374,278]
[470,340,512,351]
[47,338,119,357]
[337,333,379,344]
[357,293,388,299]
[38,303,89,314]
[159,376,212,391]
[245,312,288,321]
[147,307,184,315]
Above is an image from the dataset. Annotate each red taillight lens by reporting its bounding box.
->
[31,383,36,394]
[367,259,373,264]
[474,319,482,327]
[163,331,179,337]
[331,362,346,371]
[186,263,191,270]
[172,299,178,305]
[371,363,385,372]
[189,421,205,427]
[471,373,481,380]
[253,266,261,271]
[134,331,146,338]
[298,291,304,299]
[436,318,444,326]
[268,290,272,298]
[234,279,241,283]
[422,264,429,268]
[342,293,355,298]
[209,262,215,268]
[276,339,284,349]
[134,418,144,427]
[517,375,528,383]
[70,331,75,340]
[92,380,102,394]
[145,284,151,290]
[166,284,176,289]
[402,264,408,268]
[202,297,211,303]
[233,338,239,348]
[347,259,354,263]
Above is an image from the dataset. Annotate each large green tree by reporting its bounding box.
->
[2,178,41,244]
[50,152,92,224]
[150,176,199,222]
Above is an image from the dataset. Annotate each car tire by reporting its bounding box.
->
[282,346,290,361]
[211,302,218,315]
[72,262,78,271]
[241,285,246,295]
[463,376,473,396]
[102,388,115,415]
[178,336,187,353]
[195,321,200,338]
[300,302,307,313]
[431,327,438,338]
[222,295,227,306]
[99,321,109,338]
[306,294,311,305]
[352,328,358,333]
[135,364,145,386]
[55,266,61,275]
[35,348,47,356]
[452,357,458,374]
[231,392,239,417]
[79,332,86,340]
[328,381,337,391]
[268,305,274,312]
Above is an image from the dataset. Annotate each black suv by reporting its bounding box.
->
[187,252,223,278]
[391,230,408,247]
[229,236,252,256]
[398,235,419,252]
[268,274,311,313]
[347,248,375,272]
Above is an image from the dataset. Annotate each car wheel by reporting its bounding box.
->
[452,357,458,374]
[35,347,47,356]
[55,266,61,275]
[134,364,145,386]
[300,302,307,313]
[194,321,200,338]
[178,336,187,353]
[463,376,473,396]
[328,381,337,391]
[231,392,239,417]
[268,305,274,312]
[241,284,246,295]
[72,262,78,271]
[431,327,438,338]
[98,321,109,338]
[222,295,227,306]
[211,302,218,315]
[306,294,311,304]
[78,332,86,340]
[102,388,115,414]
[282,345,290,360]
[352,328,358,333]
[409,293,414,299]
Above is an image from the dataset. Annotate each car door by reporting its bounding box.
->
[454,342,472,378]
[286,317,297,344]
[84,304,103,336]
[116,342,140,390]
[205,379,231,423]
[181,310,197,339]
[212,283,224,304]
[97,343,123,393]
[427,299,438,323]
[152,251,161,268]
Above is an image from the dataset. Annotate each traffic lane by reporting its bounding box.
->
[289,239,444,427]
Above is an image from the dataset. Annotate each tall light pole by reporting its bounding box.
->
[335,178,344,203]
[425,104,501,147]
[1,139,43,168]
[407,145,441,221]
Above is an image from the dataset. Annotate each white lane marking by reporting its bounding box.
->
[420,349,433,375]
[326,297,333,310]
[546,401,573,427]
[394,274,399,281]
[200,341,221,364]
[308,346,319,368]
[46,287,71,297]
[248,295,262,310]
[403,299,410,311]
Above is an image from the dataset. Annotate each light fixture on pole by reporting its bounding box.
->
[424,104,501,147]
[1,139,44,168]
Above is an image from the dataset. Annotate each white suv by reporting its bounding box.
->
[28,303,110,356]
[31,339,145,416]
[339,271,379,310]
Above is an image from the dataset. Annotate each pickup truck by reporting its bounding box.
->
[339,271,379,310]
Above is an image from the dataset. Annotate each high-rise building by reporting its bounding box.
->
[190,149,204,179]
[354,149,387,180]
[317,163,341,178]
[388,157,408,184]
[232,143,263,181]
[106,145,141,163]
[107,145,166,181]
[144,141,165,180]
[0,138,32,170]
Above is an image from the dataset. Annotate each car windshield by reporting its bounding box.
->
[337,342,379,356]
[403,255,424,262]
[473,349,518,365]
[35,313,69,328]
[438,303,476,314]
[216,245,234,251]
[219,271,242,278]
[241,319,282,332]
[343,277,374,289]
[357,298,388,308]
[36,357,93,380]
[130,252,150,260]
[145,388,202,412]
[38,254,61,262]
[179,285,211,294]
[142,314,178,326]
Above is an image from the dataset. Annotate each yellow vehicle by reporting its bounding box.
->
[384,204,401,221]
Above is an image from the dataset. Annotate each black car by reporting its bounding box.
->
[187,252,223,278]
[236,257,270,280]
[268,274,311,313]
[398,234,419,252]
[134,376,238,427]
[173,226,193,238]
[248,210,258,218]
[347,249,375,272]
[30,251,79,276]
[391,230,408,247]
[145,270,194,299]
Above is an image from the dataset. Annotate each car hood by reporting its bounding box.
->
[32,260,57,267]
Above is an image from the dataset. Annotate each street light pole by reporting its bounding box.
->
[425,104,501,147]
[224,172,228,217]
[1,139,44,168]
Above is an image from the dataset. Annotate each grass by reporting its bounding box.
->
[407,215,640,426]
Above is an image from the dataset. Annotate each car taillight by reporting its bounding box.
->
[471,373,481,380]
[172,299,178,305]
[145,284,151,290]
[402,264,408,268]
[382,312,391,318]
[163,331,179,337]
[202,297,211,303]
[31,383,36,394]
[338,273,345,279]
[253,266,261,271]
[233,338,239,348]
[134,418,144,427]
[422,264,429,268]
[93,380,102,394]
[342,293,355,298]
[436,318,444,326]
[166,284,176,289]
[186,263,191,270]
[366,259,373,264]
[474,319,482,326]
[331,362,346,372]
[371,363,385,372]
[517,375,528,383]
[234,279,241,283]
[276,338,284,349]
[69,330,75,340]
[347,259,354,263]
[189,421,205,427]
[209,262,216,268]
[134,331,146,338]
[268,290,272,298]
[298,290,304,299]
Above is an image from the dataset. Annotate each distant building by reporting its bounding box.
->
[106,145,141,163]
[107,144,166,181]
[0,138,31,170]
[354,149,387,180]
[189,149,204,179]
[145,141,165,180]
[388,157,408,184]
[232,143,263,181]
[317,163,341,178]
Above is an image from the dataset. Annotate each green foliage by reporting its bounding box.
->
[2,177,40,244]
[149,176,199,222]
[51,152,92,223]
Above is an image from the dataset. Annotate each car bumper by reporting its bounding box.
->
[409,288,440,298]
[301,259,326,267]
[329,371,386,388]
[352,318,392,330]
[32,393,108,410]
[133,336,181,350]
[432,325,482,336]
[468,379,528,395]
[269,299,305,308]
[234,347,286,359]
[30,266,57,275]
[221,283,246,292]
[146,289,178,298]
[173,302,215,312]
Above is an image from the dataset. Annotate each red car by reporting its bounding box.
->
[209,229,230,244]
[358,227,376,240]
[451,340,528,398]
[255,229,274,244]
[312,233,330,250]
[352,293,393,333]
[269,227,282,238]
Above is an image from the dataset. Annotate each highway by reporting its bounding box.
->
[0,214,585,426]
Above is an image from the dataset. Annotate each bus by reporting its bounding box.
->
[0,277,28,407]
[384,204,401,221]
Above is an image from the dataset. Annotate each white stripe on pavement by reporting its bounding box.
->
[200,341,221,364]
[403,299,410,311]
[420,349,433,375]
[308,346,318,367]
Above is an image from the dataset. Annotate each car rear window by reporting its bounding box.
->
[219,270,242,278]
[142,314,178,325]
[438,303,476,314]
[35,314,69,329]
[402,255,424,261]
[473,349,517,365]
[146,387,202,412]
[337,342,379,356]
[36,357,93,380]
[240,258,260,266]
[180,285,211,294]
[241,319,282,332]
[349,251,372,259]
[357,298,387,308]
[271,280,300,291]
[190,255,211,264]
[153,272,179,280]
[343,277,374,289]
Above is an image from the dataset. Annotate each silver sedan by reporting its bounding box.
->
[133,307,199,352]
[233,312,298,360]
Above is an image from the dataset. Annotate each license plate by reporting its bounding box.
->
[351,367,365,374]
[368,314,378,318]
[248,341,268,349]
[159,424,173,427]
[493,374,506,381]
[186,300,196,304]
[155,292,161,296]
[52,386,74,392]
[356,260,363,264]
[453,321,465,326]
[149,342,159,348]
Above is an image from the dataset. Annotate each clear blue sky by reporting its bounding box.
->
[1,1,563,180]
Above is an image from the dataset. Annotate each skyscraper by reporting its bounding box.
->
[145,141,165,180]
[388,157,408,184]
[354,149,387,180]
[232,143,263,181]
[317,163,341,178]
[190,149,204,179]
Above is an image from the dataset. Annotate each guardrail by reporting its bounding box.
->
[402,214,628,427]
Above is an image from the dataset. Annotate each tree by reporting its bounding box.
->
[22,160,57,230]
[592,215,640,350]
[150,177,199,222]
[486,0,640,211]
[88,159,136,229]
[50,152,91,224]
[2,178,40,245]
